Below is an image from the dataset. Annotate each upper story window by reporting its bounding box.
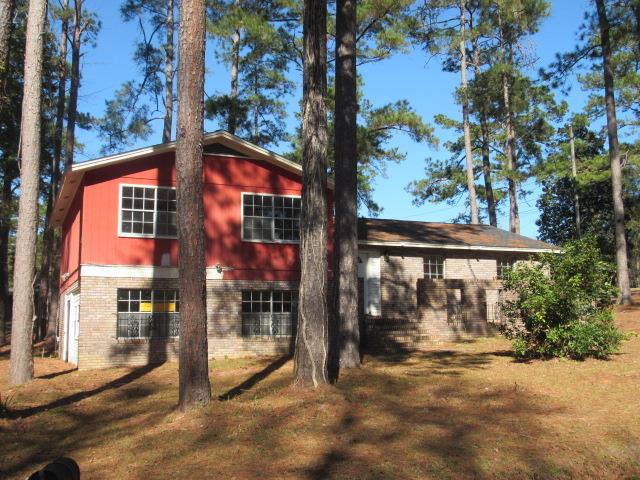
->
[497,259,515,280]
[424,255,445,279]
[242,193,301,242]
[120,185,177,237]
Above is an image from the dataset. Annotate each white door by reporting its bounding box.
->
[65,293,80,366]
[357,251,381,316]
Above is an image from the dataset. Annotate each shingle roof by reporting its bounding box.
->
[357,218,555,252]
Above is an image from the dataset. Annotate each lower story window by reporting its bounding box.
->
[241,290,298,337]
[117,289,180,338]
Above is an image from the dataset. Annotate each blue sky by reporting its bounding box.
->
[76,0,594,239]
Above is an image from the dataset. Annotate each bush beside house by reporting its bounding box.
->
[500,237,627,360]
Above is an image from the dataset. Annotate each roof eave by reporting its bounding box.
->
[357,239,558,253]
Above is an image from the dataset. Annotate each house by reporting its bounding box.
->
[53,131,555,369]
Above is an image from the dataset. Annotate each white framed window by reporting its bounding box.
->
[497,259,515,280]
[241,290,298,337]
[119,184,177,238]
[424,255,445,279]
[116,289,180,338]
[242,193,301,243]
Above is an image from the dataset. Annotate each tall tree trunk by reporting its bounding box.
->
[9,0,47,385]
[228,27,239,134]
[595,0,632,305]
[40,0,69,343]
[65,0,82,169]
[0,0,14,346]
[471,32,496,227]
[498,12,519,234]
[459,0,479,224]
[46,0,69,341]
[176,0,211,410]
[333,0,359,371]
[162,0,174,143]
[0,0,14,102]
[568,123,581,237]
[0,178,11,346]
[502,73,519,234]
[294,0,329,387]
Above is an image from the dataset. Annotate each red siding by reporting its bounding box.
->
[69,152,333,281]
[59,188,82,292]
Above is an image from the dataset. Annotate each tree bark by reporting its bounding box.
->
[471,32,496,227]
[502,73,519,234]
[459,0,479,225]
[498,12,519,234]
[0,0,14,102]
[176,0,211,409]
[228,26,239,134]
[46,0,69,342]
[294,0,329,387]
[333,0,359,371]
[65,0,82,170]
[568,123,581,237]
[0,178,11,346]
[0,0,13,346]
[39,0,69,343]
[162,0,174,143]
[595,0,632,305]
[9,0,47,385]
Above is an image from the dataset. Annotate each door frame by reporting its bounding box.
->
[63,289,80,365]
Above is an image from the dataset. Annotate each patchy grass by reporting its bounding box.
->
[1,295,639,479]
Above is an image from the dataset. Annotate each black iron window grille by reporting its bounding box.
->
[241,290,298,337]
[116,289,180,339]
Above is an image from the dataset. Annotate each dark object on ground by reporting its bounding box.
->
[27,457,80,480]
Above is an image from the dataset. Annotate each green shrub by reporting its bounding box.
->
[500,236,626,360]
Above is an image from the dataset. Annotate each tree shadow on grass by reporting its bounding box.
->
[37,368,77,380]
[303,367,565,480]
[8,363,161,419]
[218,355,291,401]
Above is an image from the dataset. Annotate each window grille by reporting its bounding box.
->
[423,256,445,279]
[241,290,297,337]
[120,185,177,237]
[497,259,515,280]
[116,289,180,339]
[242,193,301,242]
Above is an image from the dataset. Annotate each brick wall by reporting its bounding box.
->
[364,249,530,351]
[74,277,298,369]
[64,249,532,368]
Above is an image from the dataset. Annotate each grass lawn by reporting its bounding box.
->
[1,294,639,480]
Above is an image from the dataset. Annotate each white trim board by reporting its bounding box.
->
[358,240,556,253]
[80,264,224,280]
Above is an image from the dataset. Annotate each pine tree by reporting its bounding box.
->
[206,0,296,145]
[295,0,329,387]
[65,0,98,168]
[594,0,632,304]
[98,0,176,152]
[38,0,69,344]
[458,0,479,224]
[0,0,14,101]
[9,0,47,385]
[333,0,359,372]
[0,0,14,346]
[176,0,212,409]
